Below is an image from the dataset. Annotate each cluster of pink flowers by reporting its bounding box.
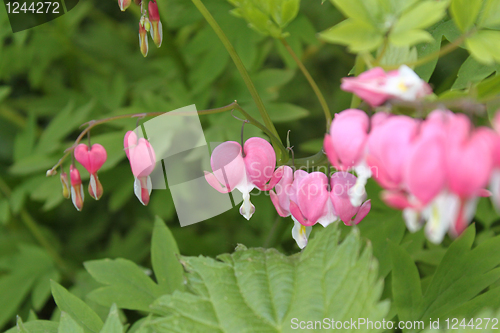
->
[60,131,157,211]
[327,108,499,244]
[204,137,371,249]
[119,0,163,57]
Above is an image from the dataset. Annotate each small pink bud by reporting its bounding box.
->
[69,165,84,211]
[60,171,70,199]
[118,0,131,11]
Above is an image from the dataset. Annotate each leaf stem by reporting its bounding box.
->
[47,102,289,174]
[279,38,332,131]
[190,0,284,162]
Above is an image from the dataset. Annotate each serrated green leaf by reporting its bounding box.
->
[99,304,123,333]
[151,217,184,294]
[450,0,483,32]
[149,224,389,333]
[319,19,383,52]
[390,241,423,322]
[84,258,162,312]
[51,281,104,333]
[59,312,85,333]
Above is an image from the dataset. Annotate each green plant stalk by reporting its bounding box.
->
[0,176,72,277]
[280,38,332,131]
[190,0,285,162]
[48,102,288,174]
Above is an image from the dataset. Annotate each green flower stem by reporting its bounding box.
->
[0,176,72,277]
[48,102,288,174]
[279,38,332,131]
[190,0,284,162]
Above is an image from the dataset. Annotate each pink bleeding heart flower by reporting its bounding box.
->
[341,65,432,107]
[366,115,419,190]
[60,171,70,199]
[204,137,283,220]
[324,109,369,170]
[118,0,131,11]
[330,172,371,226]
[124,131,157,206]
[74,143,107,200]
[69,165,84,211]
[269,166,312,249]
[289,171,336,227]
[324,109,372,206]
[148,0,163,47]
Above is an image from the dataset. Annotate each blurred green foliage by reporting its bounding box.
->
[1,0,500,331]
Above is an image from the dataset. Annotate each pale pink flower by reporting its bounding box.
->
[330,172,371,226]
[204,137,283,220]
[124,131,157,206]
[341,65,432,107]
[69,165,84,211]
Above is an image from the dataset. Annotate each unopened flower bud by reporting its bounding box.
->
[148,0,162,47]
[139,17,149,57]
[118,0,131,11]
[46,169,57,177]
[60,171,70,199]
[70,165,84,211]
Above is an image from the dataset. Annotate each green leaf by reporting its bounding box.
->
[393,0,449,33]
[35,100,93,155]
[151,216,184,294]
[58,312,85,333]
[51,281,104,333]
[13,112,36,162]
[477,0,500,29]
[319,19,383,53]
[99,304,123,333]
[389,29,434,47]
[0,199,10,224]
[452,56,497,90]
[0,86,12,103]
[476,73,500,100]
[465,30,500,65]
[85,258,162,312]
[4,320,58,333]
[148,224,389,332]
[267,102,309,123]
[329,0,373,23]
[450,0,483,32]
[390,241,422,322]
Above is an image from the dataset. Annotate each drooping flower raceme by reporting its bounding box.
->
[124,131,157,206]
[341,65,432,107]
[205,137,283,220]
[74,143,107,200]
